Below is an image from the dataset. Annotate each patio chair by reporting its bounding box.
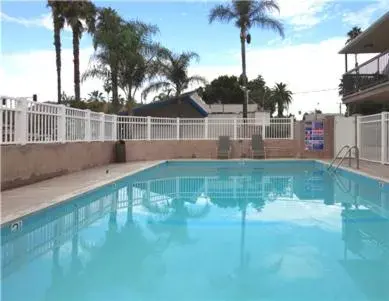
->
[217,136,231,159]
[251,134,265,159]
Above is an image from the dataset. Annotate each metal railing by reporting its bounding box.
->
[1,97,294,144]
[342,51,389,96]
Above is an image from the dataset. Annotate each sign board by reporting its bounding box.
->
[304,121,324,151]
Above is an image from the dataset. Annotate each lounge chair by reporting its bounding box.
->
[217,136,231,159]
[251,134,265,159]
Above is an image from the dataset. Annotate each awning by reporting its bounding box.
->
[339,11,389,54]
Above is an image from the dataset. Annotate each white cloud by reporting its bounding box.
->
[0,12,71,32]
[187,36,373,116]
[276,0,334,30]
[0,47,104,102]
[342,0,389,29]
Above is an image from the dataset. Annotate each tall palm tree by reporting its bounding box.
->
[346,26,362,68]
[209,0,284,118]
[142,50,207,99]
[117,21,161,102]
[272,82,292,117]
[63,0,96,101]
[85,8,125,111]
[47,1,66,104]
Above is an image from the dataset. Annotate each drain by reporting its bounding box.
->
[10,220,22,232]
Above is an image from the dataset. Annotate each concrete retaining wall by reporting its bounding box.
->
[1,142,115,190]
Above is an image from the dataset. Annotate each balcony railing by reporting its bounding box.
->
[342,51,389,97]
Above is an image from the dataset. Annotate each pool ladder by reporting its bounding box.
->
[328,145,360,172]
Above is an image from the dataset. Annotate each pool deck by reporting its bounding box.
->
[1,159,388,225]
[322,159,389,182]
[1,161,163,225]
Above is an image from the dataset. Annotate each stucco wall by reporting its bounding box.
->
[1,142,115,190]
[124,139,299,161]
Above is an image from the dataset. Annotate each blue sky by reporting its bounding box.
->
[1,0,388,114]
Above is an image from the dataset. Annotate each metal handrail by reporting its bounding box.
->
[328,145,350,170]
[333,145,360,171]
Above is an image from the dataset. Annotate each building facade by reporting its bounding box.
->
[339,12,389,115]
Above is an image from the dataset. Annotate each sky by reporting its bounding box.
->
[1,0,388,116]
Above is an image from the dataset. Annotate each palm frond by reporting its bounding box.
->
[141,81,173,99]
[208,4,235,24]
[187,75,208,86]
[251,0,280,16]
[251,15,284,38]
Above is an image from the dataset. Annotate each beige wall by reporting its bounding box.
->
[1,142,115,190]
[124,139,299,161]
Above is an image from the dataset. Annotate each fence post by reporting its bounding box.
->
[176,117,180,140]
[290,116,294,139]
[99,112,105,141]
[147,116,151,141]
[58,105,66,143]
[262,115,266,139]
[204,117,208,140]
[15,98,28,145]
[381,112,386,164]
[233,118,237,140]
[85,110,91,142]
[356,115,361,153]
[112,115,117,141]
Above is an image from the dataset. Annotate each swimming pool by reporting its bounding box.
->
[1,160,389,301]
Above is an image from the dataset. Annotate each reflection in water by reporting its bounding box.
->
[1,163,389,301]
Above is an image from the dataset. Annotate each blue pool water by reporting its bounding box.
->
[1,160,389,301]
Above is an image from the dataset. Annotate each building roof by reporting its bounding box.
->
[132,91,261,117]
[132,91,209,117]
[339,11,389,54]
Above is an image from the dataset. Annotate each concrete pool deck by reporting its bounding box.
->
[1,161,163,225]
[1,159,388,225]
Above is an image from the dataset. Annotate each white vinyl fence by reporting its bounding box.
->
[1,97,294,145]
[357,112,389,164]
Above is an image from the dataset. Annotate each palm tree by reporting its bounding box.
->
[63,0,96,101]
[142,50,207,99]
[346,26,362,68]
[153,90,172,102]
[209,0,284,118]
[85,8,124,111]
[117,21,161,102]
[272,82,292,117]
[88,90,105,102]
[47,1,66,104]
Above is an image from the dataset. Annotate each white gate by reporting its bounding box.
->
[334,116,355,157]
[357,112,389,164]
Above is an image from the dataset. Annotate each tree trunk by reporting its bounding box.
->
[111,68,119,112]
[127,85,132,102]
[54,21,62,104]
[240,29,248,119]
[72,28,81,101]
